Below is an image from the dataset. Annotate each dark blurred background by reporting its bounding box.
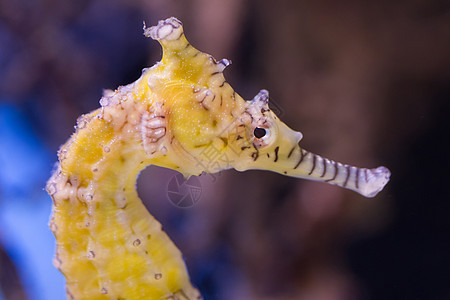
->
[0,0,449,299]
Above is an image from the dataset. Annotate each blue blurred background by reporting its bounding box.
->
[0,1,449,299]
[0,105,65,299]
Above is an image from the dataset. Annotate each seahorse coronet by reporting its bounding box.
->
[47,17,390,299]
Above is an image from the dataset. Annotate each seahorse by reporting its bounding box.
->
[46,17,390,299]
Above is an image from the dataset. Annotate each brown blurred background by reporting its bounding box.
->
[0,0,449,299]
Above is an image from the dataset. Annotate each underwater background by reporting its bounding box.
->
[0,0,449,299]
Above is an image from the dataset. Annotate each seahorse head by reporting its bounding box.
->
[139,18,389,198]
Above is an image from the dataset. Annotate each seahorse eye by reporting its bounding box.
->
[254,127,267,139]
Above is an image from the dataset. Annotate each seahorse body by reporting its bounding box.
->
[47,17,390,299]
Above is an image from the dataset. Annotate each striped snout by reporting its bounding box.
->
[286,144,390,197]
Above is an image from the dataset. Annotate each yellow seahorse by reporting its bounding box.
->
[46,17,390,299]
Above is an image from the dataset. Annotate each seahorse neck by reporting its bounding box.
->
[48,116,200,298]
[85,140,147,210]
